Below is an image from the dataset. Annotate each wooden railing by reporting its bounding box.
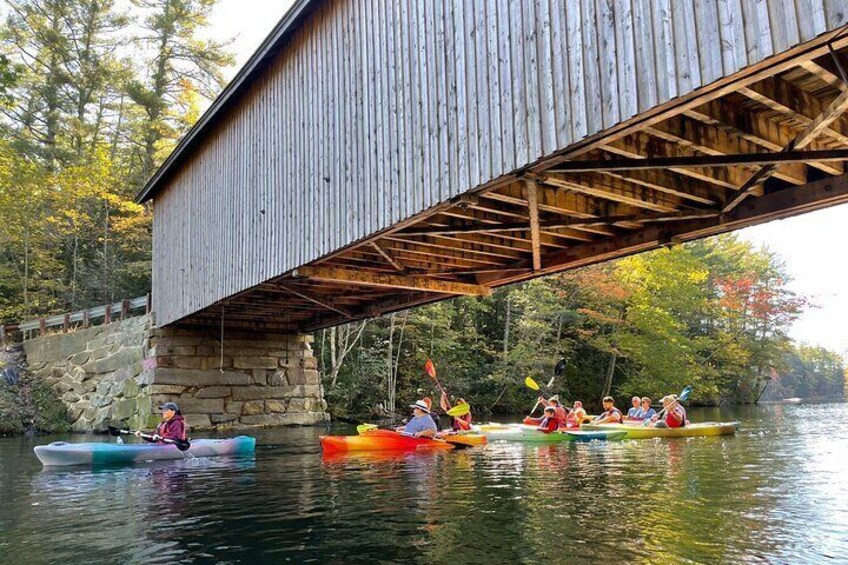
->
[1,295,151,343]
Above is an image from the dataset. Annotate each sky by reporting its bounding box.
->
[208,1,848,355]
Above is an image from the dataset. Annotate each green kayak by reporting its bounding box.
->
[580,421,740,439]
[475,423,626,443]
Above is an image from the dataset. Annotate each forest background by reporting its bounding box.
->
[0,0,843,420]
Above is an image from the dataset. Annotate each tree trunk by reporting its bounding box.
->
[602,351,617,400]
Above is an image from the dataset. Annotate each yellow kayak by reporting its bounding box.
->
[580,421,739,439]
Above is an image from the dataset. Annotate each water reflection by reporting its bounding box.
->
[0,405,846,563]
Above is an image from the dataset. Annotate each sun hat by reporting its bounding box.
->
[409,400,431,414]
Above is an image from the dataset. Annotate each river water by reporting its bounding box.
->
[1,403,846,564]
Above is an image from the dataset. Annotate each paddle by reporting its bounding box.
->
[643,386,693,426]
[356,402,471,435]
[107,426,191,452]
[424,359,451,412]
[526,358,566,417]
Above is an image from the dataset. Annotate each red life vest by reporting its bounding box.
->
[665,405,686,428]
[453,412,472,431]
[537,416,558,433]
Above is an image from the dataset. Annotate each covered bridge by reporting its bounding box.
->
[138,0,848,334]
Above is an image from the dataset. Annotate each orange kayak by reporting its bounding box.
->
[320,429,456,454]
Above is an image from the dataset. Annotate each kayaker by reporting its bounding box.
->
[536,406,559,433]
[651,395,687,428]
[638,397,657,420]
[452,398,473,431]
[626,396,642,419]
[396,399,438,438]
[593,396,623,424]
[537,396,569,428]
[565,400,588,428]
[135,402,187,443]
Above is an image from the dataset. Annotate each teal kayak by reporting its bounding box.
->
[34,436,256,466]
[475,423,626,443]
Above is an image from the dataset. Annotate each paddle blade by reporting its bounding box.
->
[424,359,436,379]
[357,423,379,434]
[524,376,540,391]
[439,391,450,412]
[679,386,693,402]
[106,426,126,437]
[174,439,191,452]
[447,402,471,417]
[554,358,567,376]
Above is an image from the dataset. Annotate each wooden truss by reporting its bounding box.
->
[180,36,848,333]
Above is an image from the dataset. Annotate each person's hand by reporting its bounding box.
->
[650,414,658,422]
[152,434,162,441]
[133,431,141,437]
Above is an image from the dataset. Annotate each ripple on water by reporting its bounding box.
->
[2,404,848,563]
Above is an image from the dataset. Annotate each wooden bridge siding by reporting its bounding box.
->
[152,0,848,327]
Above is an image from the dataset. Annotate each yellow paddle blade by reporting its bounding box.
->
[447,402,471,417]
[524,376,540,391]
[356,423,379,434]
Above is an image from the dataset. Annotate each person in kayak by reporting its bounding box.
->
[396,399,438,438]
[593,396,624,424]
[536,406,559,433]
[134,402,187,443]
[537,396,569,428]
[626,396,642,419]
[451,398,473,431]
[651,395,687,428]
[565,400,588,428]
[637,397,657,421]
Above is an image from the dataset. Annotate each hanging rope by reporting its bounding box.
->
[219,305,225,373]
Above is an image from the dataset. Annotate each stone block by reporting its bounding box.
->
[170,398,224,414]
[153,368,252,387]
[123,379,140,399]
[195,346,215,356]
[265,399,288,413]
[195,386,232,399]
[71,417,92,432]
[82,346,144,374]
[270,370,289,386]
[173,357,203,370]
[70,351,91,365]
[232,356,278,370]
[252,369,268,385]
[210,413,238,424]
[185,414,212,430]
[287,398,308,412]
[231,385,316,401]
[62,391,81,404]
[88,347,110,363]
[200,356,232,370]
[225,401,244,414]
[96,380,112,395]
[90,394,112,408]
[72,379,97,395]
[111,398,139,421]
[54,380,75,395]
[287,369,307,385]
[302,357,318,370]
[241,400,264,415]
[149,384,186,395]
[239,412,326,427]
[67,403,87,422]
[304,370,320,385]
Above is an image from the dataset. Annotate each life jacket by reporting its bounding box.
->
[566,408,586,428]
[598,407,623,423]
[453,412,472,431]
[554,406,568,428]
[537,416,558,433]
[665,405,686,428]
[156,414,187,441]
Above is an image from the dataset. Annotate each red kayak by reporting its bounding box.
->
[320,429,456,454]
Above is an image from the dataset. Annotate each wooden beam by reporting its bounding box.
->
[549,148,848,173]
[685,99,843,176]
[369,242,404,272]
[294,266,493,296]
[800,60,845,89]
[525,180,542,271]
[725,91,848,212]
[646,115,807,185]
[602,169,723,206]
[277,284,354,319]
[478,174,848,287]
[540,173,680,212]
[739,76,848,145]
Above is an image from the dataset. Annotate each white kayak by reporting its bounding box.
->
[34,436,256,466]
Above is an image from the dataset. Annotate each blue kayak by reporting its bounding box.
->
[34,436,256,466]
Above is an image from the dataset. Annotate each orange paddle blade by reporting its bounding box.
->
[424,359,436,379]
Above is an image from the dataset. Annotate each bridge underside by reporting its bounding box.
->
[180,44,848,333]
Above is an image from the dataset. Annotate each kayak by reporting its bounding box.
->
[320,429,455,454]
[580,421,740,439]
[34,436,256,467]
[475,423,625,443]
[443,433,487,448]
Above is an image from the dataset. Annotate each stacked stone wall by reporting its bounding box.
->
[23,316,152,431]
[145,329,328,429]
[22,315,328,432]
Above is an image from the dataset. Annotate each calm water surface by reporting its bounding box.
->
[1,403,847,564]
